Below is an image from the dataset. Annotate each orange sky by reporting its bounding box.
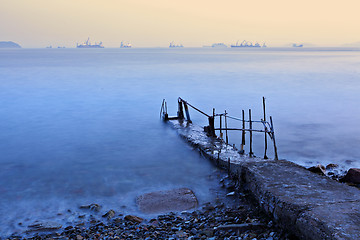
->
[1,0,359,47]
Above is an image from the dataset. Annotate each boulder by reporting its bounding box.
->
[124,215,144,223]
[79,203,102,212]
[308,164,326,175]
[341,168,360,184]
[27,222,62,232]
[102,210,115,219]
[326,163,339,169]
[136,188,198,214]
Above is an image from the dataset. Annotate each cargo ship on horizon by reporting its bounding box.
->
[292,43,303,47]
[169,42,183,48]
[120,41,132,48]
[77,38,104,48]
[231,40,266,48]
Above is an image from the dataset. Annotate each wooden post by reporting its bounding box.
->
[160,99,164,118]
[219,114,223,139]
[208,113,216,138]
[263,97,268,159]
[164,101,168,120]
[249,109,253,157]
[183,102,192,123]
[212,108,216,137]
[270,116,279,160]
[225,110,229,144]
[240,110,245,154]
[177,99,184,119]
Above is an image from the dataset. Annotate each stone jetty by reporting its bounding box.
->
[168,120,360,240]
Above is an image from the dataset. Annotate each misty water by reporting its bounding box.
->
[1,48,360,236]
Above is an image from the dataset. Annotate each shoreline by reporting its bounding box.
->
[7,172,291,240]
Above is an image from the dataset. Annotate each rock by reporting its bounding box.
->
[176,230,188,238]
[326,163,338,169]
[124,215,144,223]
[215,222,266,232]
[203,204,215,211]
[136,188,198,214]
[27,222,62,232]
[102,210,116,219]
[201,228,214,237]
[308,164,326,175]
[80,203,102,212]
[190,228,198,235]
[340,168,360,184]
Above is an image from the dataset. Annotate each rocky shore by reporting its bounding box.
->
[4,163,359,240]
[5,172,295,240]
[308,164,360,188]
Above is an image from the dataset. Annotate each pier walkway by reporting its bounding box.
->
[168,120,360,240]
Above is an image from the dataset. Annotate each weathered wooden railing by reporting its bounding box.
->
[160,97,278,160]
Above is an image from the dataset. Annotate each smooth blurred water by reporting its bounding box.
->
[0,48,359,236]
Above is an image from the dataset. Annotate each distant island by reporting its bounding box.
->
[0,41,21,48]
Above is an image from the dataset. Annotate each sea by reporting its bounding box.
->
[0,47,359,236]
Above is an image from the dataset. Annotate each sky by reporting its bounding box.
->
[0,0,359,48]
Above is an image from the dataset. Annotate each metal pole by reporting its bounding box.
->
[208,117,216,137]
[212,108,216,137]
[240,110,245,154]
[219,114,223,139]
[177,99,184,119]
[270,116,278,160]
[249,109,253,157]
[178,97,210,118]
[183,102,192,123]
[225,110,229,144]
[263,97,268,159]
[160,99,164,119]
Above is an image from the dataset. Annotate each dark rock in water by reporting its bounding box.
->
[27,222,62,232]
[136,188,198,213]
[124,215,144,223]
[79,203,101,212]
[340,168,360,184]
[326,163,339,169]
[102,210,115,219]
[0,41,21,48]
[308,164,326,175]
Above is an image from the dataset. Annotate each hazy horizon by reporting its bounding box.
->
[1,0,359,48]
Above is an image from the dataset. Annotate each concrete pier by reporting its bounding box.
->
[168,120,360,240]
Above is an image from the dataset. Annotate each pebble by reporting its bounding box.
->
[7,173,294,240]
[12,202,290,240]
